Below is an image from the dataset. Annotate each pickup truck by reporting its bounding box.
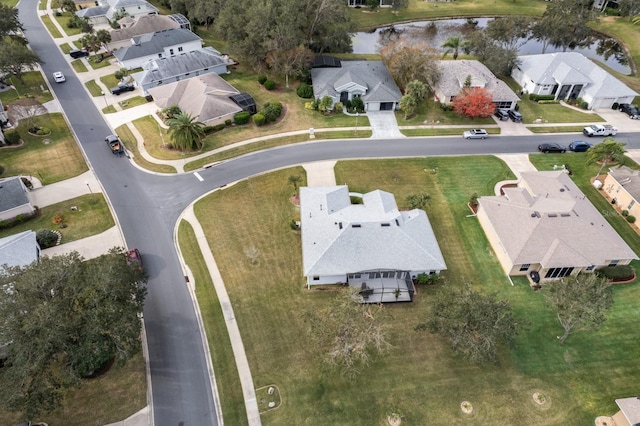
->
[105,134,124,155]
[582,124,617,137]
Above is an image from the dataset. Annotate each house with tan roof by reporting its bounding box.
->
[300,186,446,303]
[603,165,640,220]
[107,14,181,51]
[147,73,252,126]
[476,171,637,281]
[434,60,520,109]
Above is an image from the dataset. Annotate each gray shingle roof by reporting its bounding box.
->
[616,397,640,425]
[311,61,402,103]
[113,28,201,62]
[515,52,638,99]
[477,171,637,268]
[109,14,180,43]
[0,231,39,269]
[0,177,29,213]
[300,186,446,277]
[148,73,241,124]
[76,5,109,18]
[608,165,640,201]
[435,60,519,103]
[105,0,158,19]
[132,47,230,86]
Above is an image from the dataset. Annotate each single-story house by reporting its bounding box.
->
[347,0,393,6]
[0,231,40,270]
[132,47,234,95]
[603,165,640,219]
[73,0,98,10]
[0,177,35,221]
[476,171,637,281]
[148,73,251,126]
[300,186,446,303]
[311,59,402,111]
[107,14,181,51]
[113,28,203,70]
[434,60,520,110]
[511,52,638,109]
[614,397,640,426]
[76,0,158,24]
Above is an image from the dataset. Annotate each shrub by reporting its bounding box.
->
[612,102,619,110]
[234,111,251,125]
[304,102,315,110]
[596,264,635,280]
[21,177,33,190]
[351,97,364,112]
[439,102,454,111]
[213,123,226,131]
[257,75,268,85]
[253,113,266,126]
[262,102,283,123]
[296,83,314,99]
[622,209,629,217]
[225,119,232,126]
[537,100,560,105]
[580,101,589,110]
[36,127,50,135]
[263,80,276,90]
[626,215,636,223]
[202,125,215,134]
[529,94,556,102]
[36,229,59,249]
[4,129,20,145]
[334,102,344,113]
[114,68,128,80]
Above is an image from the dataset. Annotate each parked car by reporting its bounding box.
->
[105,134,124,155]
[538,143,566,153]
[619,103,640,119]
[508,109,523,123]
[69,49,89,58]
[110,83,135,95]
[463,129,488,139]
[568,141,592,152]
[53,72,65,83]
[494,109,509,121]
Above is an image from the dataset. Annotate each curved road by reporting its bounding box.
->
[18,1,640,424]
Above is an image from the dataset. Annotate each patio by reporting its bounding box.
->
[349,270,415,304]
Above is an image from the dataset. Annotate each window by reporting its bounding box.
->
[158,54,162,58]
[169,49,174,55]
[312,276,319,281]
[586,265,595,271]
[628,200,635,210]
[609,260,619,267]
[354,274,361,279]
[544,267,574,278]
[519,264,531,272]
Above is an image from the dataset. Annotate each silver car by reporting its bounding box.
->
[463,129,488,139]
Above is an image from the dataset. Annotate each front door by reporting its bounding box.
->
[557,85,571,100]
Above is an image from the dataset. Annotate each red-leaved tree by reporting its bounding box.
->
[452,87,494,118]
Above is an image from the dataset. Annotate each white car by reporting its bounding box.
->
[463,129,488,139]
[53,72,65,83]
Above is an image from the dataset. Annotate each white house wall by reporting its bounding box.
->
[307,274,347,286]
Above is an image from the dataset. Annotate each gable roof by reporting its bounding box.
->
[110,14,180,43]
[0,231,39,269]
[616,397,640,426]
[300,186,446,277]
[0,177,29,213]
[608,165,640,201]
[515,52,638,99]
[311,60,402,103]
[478,171,637,268]
[76,5,109,18]
[113,28,202,62]
[105,0,158,19]
[132,47,231,86]
[435,60,519,102]
[147,73,241,123]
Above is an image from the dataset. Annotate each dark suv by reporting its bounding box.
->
[69,49,89,59]
[110,83,135,95]
[619,103,640,119]
[508,109,523,122]
[494,108,509,121]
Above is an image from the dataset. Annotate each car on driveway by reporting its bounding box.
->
[494,109,509,121]
[538,143,566,153]
[53,72,65,83]
[568,141,592,152]
[619,103,640,119]
[463,129,488,139]
[508,109,523,123]
[110,83,135,95]
[69,48,89,58]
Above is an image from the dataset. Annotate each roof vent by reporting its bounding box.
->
[548,213,557,217]
[560,188,565,192]
[352,224,361,228]
[561,213,570,217]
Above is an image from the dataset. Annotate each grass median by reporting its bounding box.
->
[114,124,177,174]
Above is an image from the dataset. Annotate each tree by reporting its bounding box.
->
[0,39,42,84]
[0,4,26,44]
[288,174,302,192]
[452,87,494,118]
[266,46,314,88]
[534,0,598,52]
[484,16,533,51]
[544,274,613,344]
[193,0,224,30]
[618,0,640,18]
[380,39,441,90]
[419,286,519,364]
[95,29,112,52]
[61,0,76,13]
[80,33,102,55]
[0,250,146,418]
[399,94,417,120]
[587,137,627,177]
[441,35,466,60]
[405,79,428,101]
[318,95,334,113]
[303,289,391,380]
[11,98,48,130]
[465,31,520,76]
[167,112,206,151]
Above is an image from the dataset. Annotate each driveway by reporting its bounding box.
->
[366,111,404,138]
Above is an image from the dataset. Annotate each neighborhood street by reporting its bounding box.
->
[17,0,640,425]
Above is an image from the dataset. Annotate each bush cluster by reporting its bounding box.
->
[0,208,39,230]
[296,83,314,99]
[627,215,636,223]
[234,111,251,125]
[262,102,283,123]
[252,113,266,126]
[529,94,556,102]
[4,129,20,145]
[596,264,635,280]
[257,75,268,85]
[36,127,51,135]
[36,229,59,249]
[263,80,276,90]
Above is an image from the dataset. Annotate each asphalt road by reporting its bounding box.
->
[17,1,640,424]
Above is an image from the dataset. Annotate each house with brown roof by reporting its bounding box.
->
[476,171,637,281]
[434,60,520,110]
[147,73,247,126]
[603,165,640,220]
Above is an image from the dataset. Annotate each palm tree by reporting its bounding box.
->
[442,35,465,60]
[167,112,206,151]
[587,137,626,178]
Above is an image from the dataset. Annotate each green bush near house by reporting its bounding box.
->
[234,111,251,125]
[596,264,635,280]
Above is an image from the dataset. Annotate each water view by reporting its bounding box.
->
[352,18,631,75]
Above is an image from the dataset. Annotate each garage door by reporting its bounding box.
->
[592,97,616,109]
[380,102,394,111]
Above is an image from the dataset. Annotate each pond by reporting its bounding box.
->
[352,18,632,75]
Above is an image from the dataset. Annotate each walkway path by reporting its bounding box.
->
[29,170,101,207]
[42,226,124,260]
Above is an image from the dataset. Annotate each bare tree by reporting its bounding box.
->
[380,39,441,91]
[10,98,48,130]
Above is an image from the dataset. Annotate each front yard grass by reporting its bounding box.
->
[0,194,114,244]
[53,12,82,37]
[526,126,586,134]
[87,55,114,70]
[84,79,103,97]
[40,14,62,38]
[71,59,88,73]
[0,71,54,105]
[0,113,87,184]
[395,98,497,126]
[118,96,148,110]
[114,124,177,174]
[100,74,120,91]
[188,155,640,425]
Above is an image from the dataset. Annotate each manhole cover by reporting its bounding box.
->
[43,139,51,144]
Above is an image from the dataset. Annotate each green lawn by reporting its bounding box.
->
[54,12,82,37]
[114,124,177,174]
[84,80,104,97]
[100,74,120,91]
[40,14,62,38]
[186,155,640,425]
[0,194,114,244]
[71,59,89,73]
[0,71,54,105]
[87,55,114,70]
[527,126,586,134]
[0,113,87,184]
[395,98,497,126]
[118,96,148,110]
